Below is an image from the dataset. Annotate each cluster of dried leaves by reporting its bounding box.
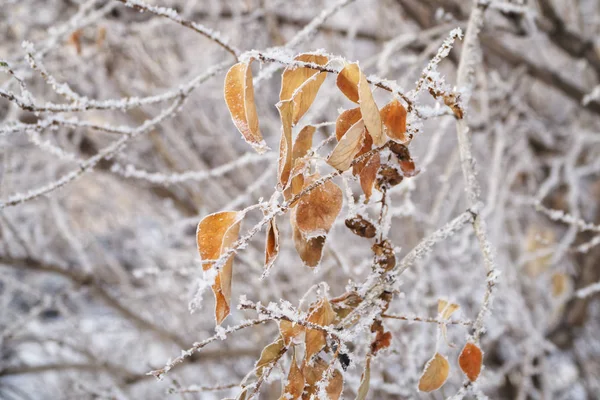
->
[195,52,479,398]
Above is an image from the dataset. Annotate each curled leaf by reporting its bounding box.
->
[458,342,483,382]
[277,100,294,190]
[380,99,408,142]
[255,336,286,378]
[345,215,377,238]
[438,299,460,347]
[418,352,450,392]
[356,356,371,400]
[264,218,279,273]
[281,53,329,125]
[197,211,244,325]
[336,63,384,145]
[327,119,366,171]
[335,107,362,140]
[224,61,267,153]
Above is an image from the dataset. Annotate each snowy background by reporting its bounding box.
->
[1,0,600,399]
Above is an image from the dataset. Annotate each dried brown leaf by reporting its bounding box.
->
[224,61,267,153]
[345,215,377,238]
[356,356,371,400]
[197,211,244,325]
[279,320,305,346]
[281,54,328,125]
[265,218,279,272]
[380,99,408,142]
[295,174,343,238]
[302,358,343,400]
[359,153,380,200]
[305,298,336,361]
[327,119,366,171]
[280,351,305,400]
[418,352,450,392]
[336,63,360,103]
[255,336,286,378]
[458,342,483,382]
[335,107,362,141]
[277,100,294,190]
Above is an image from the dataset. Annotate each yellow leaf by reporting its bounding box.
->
[255,336,286,378]
[197,211,244,325]
[418,352,450,392]
[358,71,384,146]
[224,61,267,153]
[337,63,360,103]
[356,356,371,400]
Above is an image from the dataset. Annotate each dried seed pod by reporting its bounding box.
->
[372,240,396,271]
[345,215,377,238]
[376,165,404,189]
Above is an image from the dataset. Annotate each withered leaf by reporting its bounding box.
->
[281,53,329,125]
[302,358,343,400]
[305,298,336,361]
[336,63,360,103]
[291,217,325,268]
[336,63,384,145]
[458,342,483,382]
[438,299,460,347]
[279,320,305,346]
[197,211,244,325]
[255,336,286,378]
[331,291,363,320]
[295,174,343,238]
[359,153,380,200]
[418,352,450,392]
[335,107,362,141]
[345,215,377,238]
[327,119,366,171]
[380,99,408,143]
[372,240,396,271]
[277,100,294,190]
[224,60,267,153]
[285,125,317,201]
[280,351,305,400]
[264,218,279,273]
[356,356,371,400]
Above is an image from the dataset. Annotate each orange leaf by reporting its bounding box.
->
[277,100,294,189]
[359,153,380,200]
[336,63,360,103]
[281,54,329,125]
[380,99,408,142]
[305,298,336,361]
[327,119,366,171]
[335,107,362,141]
[336,63,384,145]
[197,211,244,325]
[295,174,343,238]
[224,61,267,153]
[458,342,483,382]
[418,352,450,392]
[291,218,326,267]
[280,351,305,400]
[264,218,279,272]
